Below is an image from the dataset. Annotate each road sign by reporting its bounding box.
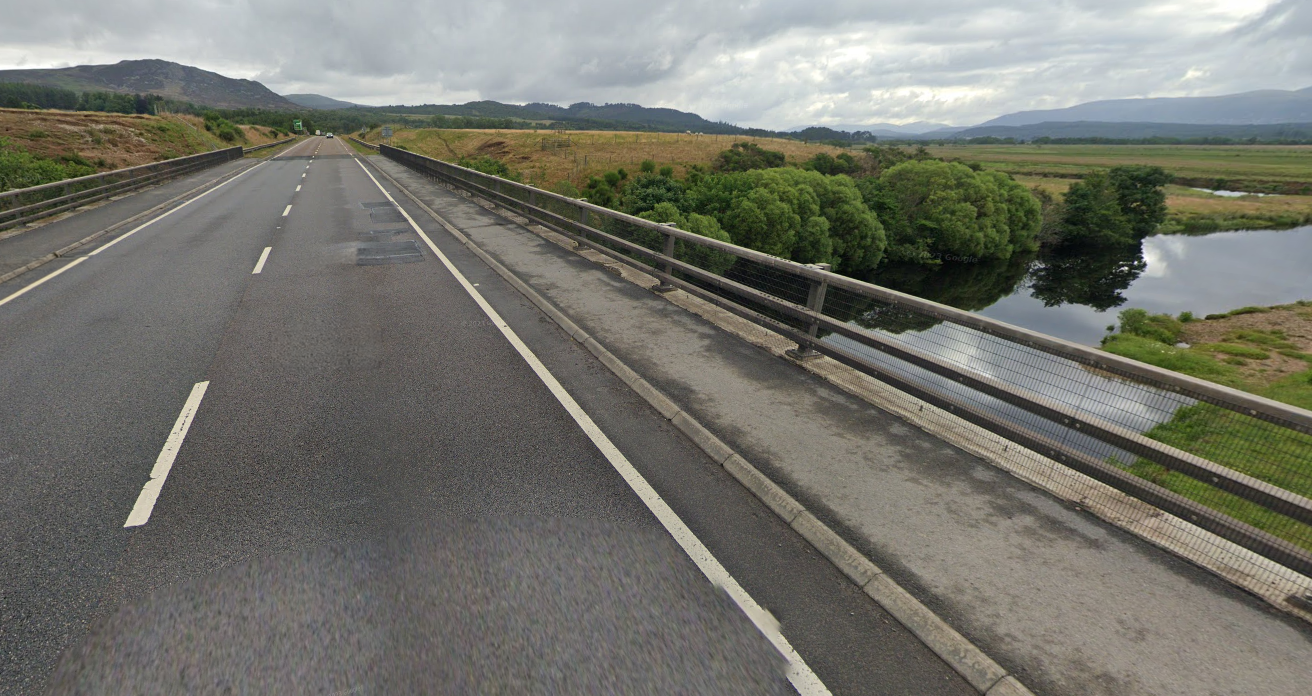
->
[381,126,393,139]
[293,119,302,132]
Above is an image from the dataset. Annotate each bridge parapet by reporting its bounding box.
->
[377,143,1312,611]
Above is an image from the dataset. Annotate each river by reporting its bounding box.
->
[873,225,1312,347]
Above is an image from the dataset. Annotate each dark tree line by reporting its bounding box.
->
[0,83,165,114]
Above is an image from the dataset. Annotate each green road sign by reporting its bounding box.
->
[293,119,303,132]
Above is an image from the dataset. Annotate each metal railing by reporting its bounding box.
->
[350,136,380,152]
[242,136,298,154]
[378,144,1312,595]
[0,146,244,232]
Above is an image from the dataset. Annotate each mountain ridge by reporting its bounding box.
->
[979,87,1312,127]
[283,93,361,110]
[0,59,298,110]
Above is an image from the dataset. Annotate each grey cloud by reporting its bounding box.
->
[1,1,1306,127]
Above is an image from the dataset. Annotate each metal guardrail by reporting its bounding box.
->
[350,136,380,152]
[242,136,298,154]
[0,146,244,232]
[377,144,1312,589]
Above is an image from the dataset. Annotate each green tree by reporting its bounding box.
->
[1058,171,1133,247]
[686,168,885,272]
[1109,165,1171,238]
[638,202,737,275]
[804,152,859,176]
[621,174,685,216]
[867,160,1040,263]
[584,176,617,207]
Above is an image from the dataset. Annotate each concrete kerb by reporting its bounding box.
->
[360,155,1035,696]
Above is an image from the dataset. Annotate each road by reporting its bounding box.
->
[0,137,976,695]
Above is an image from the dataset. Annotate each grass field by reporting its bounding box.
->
[931,143,1312,230]
[1102,302,1312,551]
[1014,174,1312,231]
[356,127,847,191]
[925,143,1312,193]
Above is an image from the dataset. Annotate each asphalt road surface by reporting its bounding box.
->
[0,137,976,695]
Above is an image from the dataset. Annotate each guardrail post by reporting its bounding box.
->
[654,222,678,293]
[786,264,831,360]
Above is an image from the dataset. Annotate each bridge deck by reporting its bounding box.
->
[367,154,1312,696]
[2,137,970,695]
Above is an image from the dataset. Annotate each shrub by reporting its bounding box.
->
[1116,308,1184,345]
[552,180,580,198]
[713,142,786,172]
[640,159,656,173]
[457,155,518,181]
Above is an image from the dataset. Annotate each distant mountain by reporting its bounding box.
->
[0,59,298,110]
[284,93,361,110]
[790,121,958,135]
[980,87,1312,127]
[950,121,1312,141]
[525,102,731,131]
[369,100,754,134]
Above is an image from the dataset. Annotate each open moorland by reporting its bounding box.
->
[354,127,849,189]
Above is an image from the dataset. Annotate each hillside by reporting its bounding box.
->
[951,121,1312,141]
[368,100,751,134]
[0,107,283,174]
[979,87,1312,127]
[284,93,361,109]
[0,60,298,110]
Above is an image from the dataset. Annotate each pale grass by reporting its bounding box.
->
[359,128,850,190]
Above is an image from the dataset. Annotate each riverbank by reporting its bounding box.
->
[1019,174,1312,232]
[1101,301,1312,551]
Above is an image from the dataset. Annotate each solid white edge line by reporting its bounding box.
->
[352,158,830,696]
[0,257,88,308]
[124,381,210,527]
[282,205,292,217]
[252,246,272,274]
[89,162,265,257]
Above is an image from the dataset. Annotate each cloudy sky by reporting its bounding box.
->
[1,0,1308,128]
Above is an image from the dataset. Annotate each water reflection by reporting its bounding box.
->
[825,227,1312,458]
[864,225,1312,346]
[1027,244,1147,311]
[870,243,1150,318]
